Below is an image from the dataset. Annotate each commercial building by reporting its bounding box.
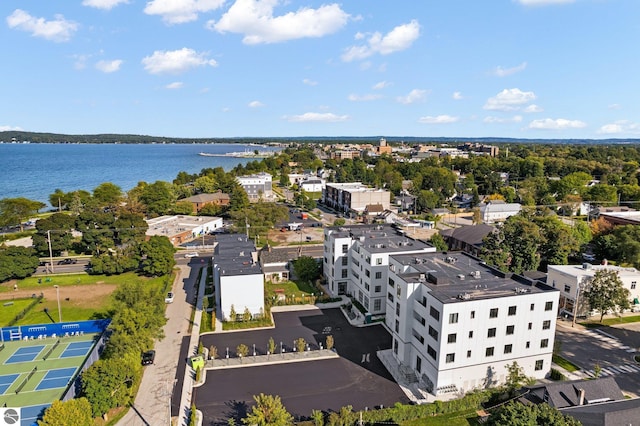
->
[479,201,522,224]
[181,192,230,213]
[322,182,391,217]
[236,172,273,202]
[145,215,223,246]
[386,251,559,396]
[213,234,264,321]
[323,224,434,316]
[547,263,640,317]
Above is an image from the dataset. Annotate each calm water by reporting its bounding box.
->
[0,143,278,206]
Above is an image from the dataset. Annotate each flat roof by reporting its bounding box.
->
[326,224,432,253]
[548,263,639,277]
[214,234,262,276]
[391,252,554,304]
[146,215,222,237]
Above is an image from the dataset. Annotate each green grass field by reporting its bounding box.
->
[0,298,37,326]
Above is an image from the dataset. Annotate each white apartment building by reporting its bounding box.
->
[547,263,640,317]
[386,252,559,396]
[323,224,435,316]
[322,182,391,217]
[213,234,264,321]
[236,172,273,202]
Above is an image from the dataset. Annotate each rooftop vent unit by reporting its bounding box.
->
[457,274,465,280]
[457,293,471,300]
[419,273,427,282]
[445,256,456,264]
[514,287,530,294]
[471,270,481,279]
[582,263,591,270]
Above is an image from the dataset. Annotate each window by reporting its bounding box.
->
[468,330,474,338]
[489,308,499,318]
[467,350,472,358]
[535,360,544,371]
[545,301,553,311]
[526,341,530,349]
[427,345,437,360]
[447,333,457,344]
[508,306,517,316]
[374,299,382,311]
[395,320,399,333]
[376,258,383,265]
[397,287,401,297]
[430,306,440,321]
[365,269,370,278]
[341,269,348,278]
[564,284,571,293]
[446,353,455,363]
[506,325,515,335]
[528,322,532,330]
[416,356,422,373]
[374,285,381,293]
[365,283,370,291]
[470,310,476,319]
[485,347,494,357]
[540,338,549,348]
[428,326,439,341]
[387,292,394,303]
[632,281,637,290]
[449,313,459,324]
[342,257,348,265]
[487,328,496,338]
[504,344,513,354]
[393,339,398,355]
[388,278,395,288]
[375,271,382,279]
[396,303,401,316]
[530,303,535,311]
[543,320,551,330]
[414,311,426,326]
[341,244,348,253]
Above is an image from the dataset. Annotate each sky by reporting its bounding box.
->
[1,0,639,139]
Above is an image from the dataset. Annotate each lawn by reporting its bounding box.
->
[580,314,640,327]
[553,354,580,372]
[265,280,317,300]
[0,298,39,326]
[1,273,140,293]
[400,409,479,425]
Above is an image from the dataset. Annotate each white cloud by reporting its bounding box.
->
[608,103,621,110]
[208,0,349,44]
[82,0,129,10]
[6,9,78,42]
[347,93,382,102]
[142,48,218,74]
[145,0,225,25]
[342,20,420,62]
[452,91,463,100]
[165,81,184,89]
[528,118,586,130]
[397,89,428,105]
[284,112,349,122]
[418,115,459,124]
[0,125,23,131]
[492,62,527,77]
[516,0,575,5]
[598,120,640,135]
[95,59,123,73]
[303,78,318,86]
[484,88,536,111]
[483,115,523,124]
[523,104,543,113]
[373,81,391,90]
[248,100,264,108]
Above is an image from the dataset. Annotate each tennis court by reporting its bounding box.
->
[60,341,93,358]
[5,346,45,364]
[35,367,77,391]
[0,374,19,394]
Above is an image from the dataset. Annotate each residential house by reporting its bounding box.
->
[440,224,494,257]
[181,192,230,213]
[479,201,521,224]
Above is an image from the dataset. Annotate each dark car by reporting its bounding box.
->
[141,350,156,365]
[57,258,77,265]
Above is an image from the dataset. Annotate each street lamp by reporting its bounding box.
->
[54,285,62,323]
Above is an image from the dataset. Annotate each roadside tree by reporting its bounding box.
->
[38,397,93,426]
[583,269,631,322]
[0,246,39,282]
[293,256,320,283]
[32,212,76,256]
[139,235,176,276]
[242,393,293,426]
[488,401,581,426]
[0,197,45,231]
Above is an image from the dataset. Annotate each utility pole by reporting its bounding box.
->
[47,230,54,273]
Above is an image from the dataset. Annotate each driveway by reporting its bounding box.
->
[196,309,408,425]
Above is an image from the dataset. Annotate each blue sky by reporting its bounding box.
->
[1,0,639,139]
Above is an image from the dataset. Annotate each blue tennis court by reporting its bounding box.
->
[35,367,76,391]
[21,403,50,426]
[5,345,45,364]
[60,341,93,358]
[0,373,19,394]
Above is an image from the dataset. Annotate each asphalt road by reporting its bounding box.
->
[196,309,408,425]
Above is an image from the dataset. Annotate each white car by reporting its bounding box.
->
[165,292,174,303]
[184,252,199,258]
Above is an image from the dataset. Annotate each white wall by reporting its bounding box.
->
[219,273,264,320]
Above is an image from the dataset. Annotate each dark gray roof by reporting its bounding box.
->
[440,224,494,246]
[214,233,262,276]
[327,224,431,254]
[390,251,555,303]
[526,377,623,409]
[561,397,640,426]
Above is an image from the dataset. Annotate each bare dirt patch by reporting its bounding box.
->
[0,283,117,308]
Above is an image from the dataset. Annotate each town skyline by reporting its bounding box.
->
[2,1,639,139]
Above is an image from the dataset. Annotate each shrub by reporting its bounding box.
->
[550,368,566,381]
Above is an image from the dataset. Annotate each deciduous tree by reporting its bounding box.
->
[293,256,320,283]
[242,393,293,426]
[583,269,631,322]
[0,197,45,231]
[38,397,93,426]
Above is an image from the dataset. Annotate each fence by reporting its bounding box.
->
[0,319,110,342]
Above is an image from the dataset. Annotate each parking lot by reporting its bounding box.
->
[195,309,408,424]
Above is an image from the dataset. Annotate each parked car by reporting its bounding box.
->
[57,258,77,265]
[141,350,156,365]
[165,292,174,303]
[184,252,199,258]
